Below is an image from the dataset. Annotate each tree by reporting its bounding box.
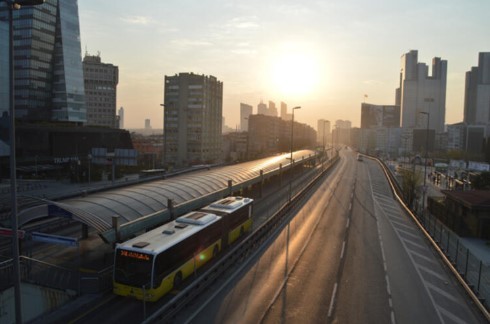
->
[400,168,422,208]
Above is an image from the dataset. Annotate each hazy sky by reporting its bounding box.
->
[79,0,490,130]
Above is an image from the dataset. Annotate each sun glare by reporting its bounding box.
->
[270,51,320,97]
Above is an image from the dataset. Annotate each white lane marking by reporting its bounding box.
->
[327,282,338,318]
[408,249,439,265]
[370,189,446,324]
[402,238,430,251]
[416,264,448,282]
[391,311,396,324]
[340,241,346,259]
[425,282,461,303]
[345,218,350,229]
[367,168,396,323]
[385,274,392,295]
[395,227,422,241]
[385,214,405,222]
[389,219,418,231]
[438,305,471,324]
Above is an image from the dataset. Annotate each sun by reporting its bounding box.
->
[269,51,320,97]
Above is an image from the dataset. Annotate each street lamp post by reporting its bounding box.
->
[289,106,301,202]
[419,111,430,222]
[88,154,92,185]
[322,120,329,168]
[160,104,166,169]
[323,120,328,159]
[6,1,45,322]
[243,117,249,160]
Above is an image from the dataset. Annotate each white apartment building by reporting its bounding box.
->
[396,50,447,133]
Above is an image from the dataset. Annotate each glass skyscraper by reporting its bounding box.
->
[0,0,86,123]
[0,19,9,155]
[0,19,8,118]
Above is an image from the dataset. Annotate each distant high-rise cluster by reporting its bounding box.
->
[354,50,490,160]
[257,101,268,115]
[239,100,294,133]
[255,100,286,118]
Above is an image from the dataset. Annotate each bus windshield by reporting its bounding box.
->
[114,249,153,287]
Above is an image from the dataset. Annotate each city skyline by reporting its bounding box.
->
[78,0,490,130]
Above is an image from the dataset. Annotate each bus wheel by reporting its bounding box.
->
[173,272,183,288]
[213,245,219,257]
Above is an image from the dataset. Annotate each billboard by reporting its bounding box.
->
[383,105,400,128]
[361,104,400,129]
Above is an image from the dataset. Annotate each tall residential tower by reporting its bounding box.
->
[464,52,490,126]
[163,73,223,167]
[83,53,119,128]
[396,50,447,133]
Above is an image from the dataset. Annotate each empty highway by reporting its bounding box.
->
[175,148,484,324]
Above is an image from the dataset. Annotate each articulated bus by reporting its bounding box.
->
[113,196,253,302]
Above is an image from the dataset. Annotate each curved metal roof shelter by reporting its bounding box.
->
[18,150,317,243]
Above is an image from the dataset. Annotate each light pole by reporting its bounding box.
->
[323,120,328,159]
[6,1,45,323]
[401,135,408,167]
[88,154,92,185]
[289,106,301,202]
[332,124,338,157]
[419,111,430,221]
[244,117,250,161]
[160,103,166,169]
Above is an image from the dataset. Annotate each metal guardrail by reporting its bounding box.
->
[422,211,490,306]
[374,156,490,321]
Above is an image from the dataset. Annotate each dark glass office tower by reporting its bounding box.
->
[0,19,8,118]
[0,0,86,123]
[0,19,8,153]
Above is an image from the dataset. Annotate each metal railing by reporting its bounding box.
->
[420,212,489,304]
[378,157,490,320]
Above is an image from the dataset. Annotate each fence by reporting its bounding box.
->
[419,212,489,304]
[383,159,489,309]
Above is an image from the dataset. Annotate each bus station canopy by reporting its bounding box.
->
[18,150,317,243]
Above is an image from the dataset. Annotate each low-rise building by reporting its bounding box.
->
[428,190,490,239]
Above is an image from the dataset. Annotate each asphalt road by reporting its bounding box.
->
[176,148,485,324]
